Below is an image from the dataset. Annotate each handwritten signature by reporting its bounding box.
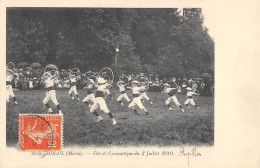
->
[179,147,201,165]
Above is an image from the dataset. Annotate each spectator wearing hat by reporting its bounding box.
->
[204,79,211,96]
[13,69,19,88]
[197,78,205,96]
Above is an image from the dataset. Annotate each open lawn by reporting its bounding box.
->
[6,88,214,147]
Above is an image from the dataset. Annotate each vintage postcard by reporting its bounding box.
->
[0,0,259,168]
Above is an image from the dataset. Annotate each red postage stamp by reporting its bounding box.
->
[19,114,63,151]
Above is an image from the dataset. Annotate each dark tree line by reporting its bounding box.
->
[7,8,214,77]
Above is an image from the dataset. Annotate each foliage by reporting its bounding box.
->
[54,32,78,68]
[6,8,214,76]
[7,19,49,65]
[116,31,142,74]
[157,9,214,77]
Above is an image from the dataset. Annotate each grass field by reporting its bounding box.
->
[6,88,214,147]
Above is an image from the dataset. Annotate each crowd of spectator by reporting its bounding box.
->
[150,77,214,97]
[118,73,214,97]
[12,67,44,90]
[10,67,95,90]
[9,66,214,97]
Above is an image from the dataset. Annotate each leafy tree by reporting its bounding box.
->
[6,27,25,64]
[116,31,142,74]
[6,8,214,77]
[54,32,78,68]
[21,20,49,64]
[157,8,214,77]
[131,9,180,65]
[76,9,119,70]
[7,19,49,65]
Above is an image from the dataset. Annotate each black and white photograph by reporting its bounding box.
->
[1,1,260,168]
[6,7,214,147]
